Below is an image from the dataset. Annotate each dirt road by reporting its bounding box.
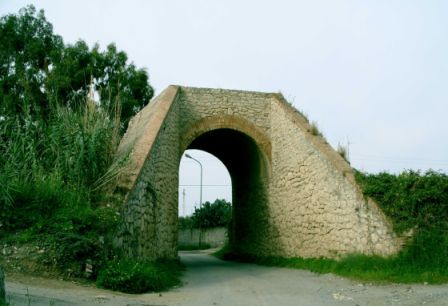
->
[5,251,448,305]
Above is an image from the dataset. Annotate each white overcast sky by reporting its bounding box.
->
[2,1,447,215]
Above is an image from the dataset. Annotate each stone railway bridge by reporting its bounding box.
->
[113,85,400,261]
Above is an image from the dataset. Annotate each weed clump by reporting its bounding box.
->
[337,143,349,163]
[97,258,183,293]
[309,121,323,137]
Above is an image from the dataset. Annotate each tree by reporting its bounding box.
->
[191,199,232,229]
[46,41,154,128]
[0,5,63,117]
[0,5,154,129]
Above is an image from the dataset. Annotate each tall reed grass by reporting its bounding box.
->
[0,102,120,211]
[0,102,122,275]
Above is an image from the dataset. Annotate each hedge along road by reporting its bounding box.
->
[5,251,448,306]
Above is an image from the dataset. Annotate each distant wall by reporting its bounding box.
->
[178,227,227,248]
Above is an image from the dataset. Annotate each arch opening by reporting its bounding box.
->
[178,149,232,250]
[178,149,232,217]
[182,128,272,254]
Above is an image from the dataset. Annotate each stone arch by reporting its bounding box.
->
[113,85,401,261]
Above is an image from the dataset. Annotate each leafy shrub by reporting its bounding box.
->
[355,170,448,278]
[97,258,183,293]
[355,170,448,233]
[190,199,232,229]
[178,216,194,230]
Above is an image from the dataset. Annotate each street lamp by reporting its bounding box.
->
[185,153,203,246]
[185,153,202,209]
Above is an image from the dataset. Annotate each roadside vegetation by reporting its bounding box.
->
[179,199,232,230]
[216,170,448,284]
[0,6,181,293]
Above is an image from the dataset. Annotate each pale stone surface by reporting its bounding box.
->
[113,86,401,260]
[178,227,228,248]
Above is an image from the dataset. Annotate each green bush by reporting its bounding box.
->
[190,199,232,229]
[354,170,448,277]
[178,215,194,230]
[97,258,183,293]
[355,170,448,233]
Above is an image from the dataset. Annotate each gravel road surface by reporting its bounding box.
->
[5,251,448,305]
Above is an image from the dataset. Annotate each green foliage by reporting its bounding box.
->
[0,5,153,128]
[0,5,63,117]
[355,170,448,233]
[46,41,154,129]
[0,5,167,291]
[97,258,183,293]
[178,215,194,230]
[189,199,232,229]
[354,170,448,278]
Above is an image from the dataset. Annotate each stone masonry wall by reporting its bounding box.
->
[177,87,272,153]
[115,86,180,260]
[114,85,401,261]
[268,95,400,257]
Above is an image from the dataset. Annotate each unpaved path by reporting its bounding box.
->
[5,251,448,305]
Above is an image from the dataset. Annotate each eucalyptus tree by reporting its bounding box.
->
[0,5,154,129]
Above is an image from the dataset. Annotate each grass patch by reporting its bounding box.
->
[337,143,349,163]
[96,258,183,293]
[215,247,448,284]
[308,121,323,137]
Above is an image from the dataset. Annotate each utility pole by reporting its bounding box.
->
[185,153,203,246]
[182,188,186,216]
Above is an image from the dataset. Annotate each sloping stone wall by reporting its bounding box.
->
[268,95,398,257]
[115,86,180,259]
[113,85,400,261]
